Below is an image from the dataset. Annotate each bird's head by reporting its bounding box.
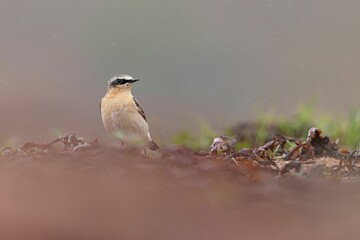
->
[108,74,139,92]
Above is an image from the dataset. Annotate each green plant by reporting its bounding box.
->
[173,104,359,150]
[172,123,216,150]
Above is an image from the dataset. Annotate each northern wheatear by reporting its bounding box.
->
[100,74,159,151]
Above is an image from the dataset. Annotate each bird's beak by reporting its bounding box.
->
[129,79,140,83]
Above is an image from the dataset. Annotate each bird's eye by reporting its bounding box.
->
[117,79,124,85]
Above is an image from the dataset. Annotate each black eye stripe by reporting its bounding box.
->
[117,79,130,84]
[109,77,138,87]
[110,79,129,86]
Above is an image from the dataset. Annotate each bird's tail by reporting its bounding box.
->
[144,140,162,159]
[147,140,160,151]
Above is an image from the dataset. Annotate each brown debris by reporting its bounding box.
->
[210,136,236,156]
[0,133,99,159]
[0,127,359,179]
[210,127,359,177]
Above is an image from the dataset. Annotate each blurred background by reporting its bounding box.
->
[0,0,359,143]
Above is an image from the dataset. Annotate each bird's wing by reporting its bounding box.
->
[133,98,147,121]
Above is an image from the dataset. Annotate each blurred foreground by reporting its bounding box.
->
[1,139,360,239]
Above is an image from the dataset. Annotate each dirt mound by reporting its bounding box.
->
[0,130,359,239]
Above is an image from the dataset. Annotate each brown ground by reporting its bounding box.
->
[1,144,360,240]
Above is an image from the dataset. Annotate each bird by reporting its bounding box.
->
[100,74,159,152]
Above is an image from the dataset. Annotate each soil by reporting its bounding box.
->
[0,138,360,239]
